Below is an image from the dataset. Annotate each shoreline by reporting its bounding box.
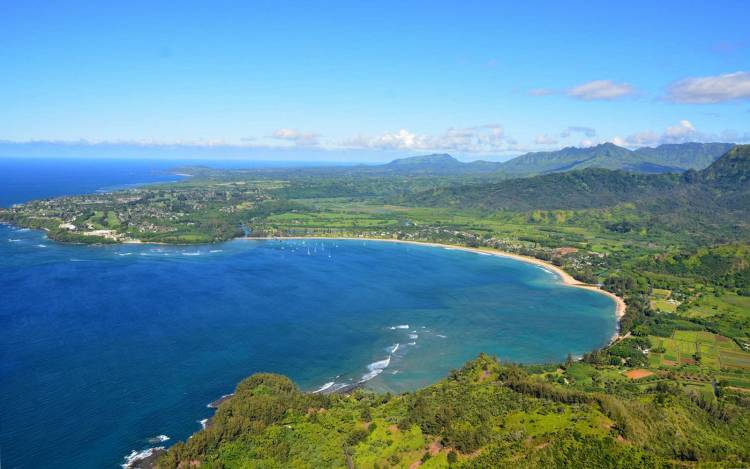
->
[1,222,627,341]
[243,236,627,340]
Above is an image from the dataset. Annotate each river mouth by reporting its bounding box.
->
[0,229,616,468]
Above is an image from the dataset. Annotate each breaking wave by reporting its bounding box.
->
[313,381,335,393]
[121,447,165,469]
[148,435,170,444]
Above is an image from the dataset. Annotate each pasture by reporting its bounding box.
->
[648,331,750,372]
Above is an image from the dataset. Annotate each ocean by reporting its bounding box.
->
[0,158,616,468]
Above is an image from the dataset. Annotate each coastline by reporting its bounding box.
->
[0,221,627,340]
[243,236,627,339]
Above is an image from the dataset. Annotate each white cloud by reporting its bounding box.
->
[663,120,697,142]
[666,71,750,104]
[534,133,558,145]
[620,120,699,147]
[567,80,635,101]
[579,139,597,148]
[623,131,660,146]
[346,129,429,151]
[270,128,320,146]
[610,136,628,147]
[341,124,518,153]
[560,126,597,138]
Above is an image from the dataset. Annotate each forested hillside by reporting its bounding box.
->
[407,169,681,210]
[498,142,733,176]
[407,145,750,228]
[157,355,750,468]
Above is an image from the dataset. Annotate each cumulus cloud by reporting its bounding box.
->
[618,120,700,147]
[567,80,636,101]
[560,126,597,138]
[610,136,629,147]
[270,128,320,146]
[623,131,660,146]
[341,124,518,153]
[343,129,429,151]
[663,120,698,142]
[534,133,558,145]
[665,71,750,104]
[579,139,597,148]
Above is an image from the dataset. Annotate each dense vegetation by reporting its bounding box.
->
[2,143,750,467]
[499,142,733,175]
[157,355,750,468]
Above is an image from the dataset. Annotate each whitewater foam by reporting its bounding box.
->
[359,369,383,382]
[313,381,336,393]
[389,343,400,354]
[206,393,234,408]
[408,334,418,340]
[122,447,165,469]
[148,435,170,444]
[368,356,391,370]
[328,382,350,393]
[359,355,392,383]
[389,324,409,330]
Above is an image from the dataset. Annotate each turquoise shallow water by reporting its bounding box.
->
[0,227,616,468]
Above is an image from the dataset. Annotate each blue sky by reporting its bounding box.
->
[1,1,748,161]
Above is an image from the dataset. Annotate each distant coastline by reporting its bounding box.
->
[244,236,627,340]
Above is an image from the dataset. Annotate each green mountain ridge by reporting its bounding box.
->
[382,142,734,176]
[408,145,750,212]
[498,142,735,176]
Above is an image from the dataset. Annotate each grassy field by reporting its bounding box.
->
[683,292,750,319]
[650,289,678,313]
[648,331,750,374]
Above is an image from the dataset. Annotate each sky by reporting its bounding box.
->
[1,0,749,161]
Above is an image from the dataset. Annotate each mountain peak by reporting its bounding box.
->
[700,144,748,184]
[386,153,460,167]
[594,142,625,150]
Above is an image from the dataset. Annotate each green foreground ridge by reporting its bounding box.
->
[159,355,749,468]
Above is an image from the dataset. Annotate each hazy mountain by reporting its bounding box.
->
[378,142,733,177]
[498,142,734,176]
[386,153,460,167]
[380,153,503,174]
[633,143,735,171]
[407,145,750,213]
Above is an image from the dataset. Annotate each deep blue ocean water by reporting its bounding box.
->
[0,158,616,468]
